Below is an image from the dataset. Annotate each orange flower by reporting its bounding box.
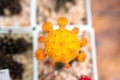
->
[38,36,44,43]
[35,49,45,60]
[80,37,88,47]
[72,27,79,34]
[64,64,70,68]
[77,52,86,62]
[42,22,53,32]
[57,17,68,27]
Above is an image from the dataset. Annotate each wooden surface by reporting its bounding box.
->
[92,0,120,80]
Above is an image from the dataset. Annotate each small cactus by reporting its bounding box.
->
[35,17,88,68]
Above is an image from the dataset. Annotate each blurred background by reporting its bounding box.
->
[92,0,120,80]
[0,0,120,80]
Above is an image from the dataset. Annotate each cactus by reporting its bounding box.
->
[35,17,87,68]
